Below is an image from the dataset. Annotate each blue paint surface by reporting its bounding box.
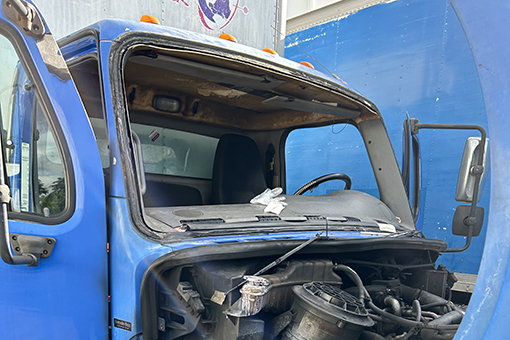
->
[285,0,489,274]
[0,6,108,339]
[450,1,510,339]
[108,197,168,339]
[1,1,502,337]
[107,192,391,338]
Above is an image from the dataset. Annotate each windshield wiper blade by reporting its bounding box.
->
[384,230,424,238]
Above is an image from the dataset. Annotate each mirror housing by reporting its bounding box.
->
[452,205,484,237]
[456,137,489,203]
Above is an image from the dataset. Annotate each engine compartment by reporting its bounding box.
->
[146,246,463,340]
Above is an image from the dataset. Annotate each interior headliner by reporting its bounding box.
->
[123,47,378,131]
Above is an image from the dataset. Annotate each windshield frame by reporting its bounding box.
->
[108,31,415,241]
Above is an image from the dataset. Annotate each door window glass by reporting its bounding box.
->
[0,34,67,217]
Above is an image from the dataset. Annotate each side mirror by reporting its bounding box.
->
[406,120,487,253]
[452,205,484,237]
[456,137,489,203]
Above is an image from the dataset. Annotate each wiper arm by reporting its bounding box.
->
[384,230,424,238]
[211,231,323,305]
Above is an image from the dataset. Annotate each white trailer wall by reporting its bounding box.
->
[34,0,286,53]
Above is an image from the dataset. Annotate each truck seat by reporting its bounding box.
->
[212,134,267,204]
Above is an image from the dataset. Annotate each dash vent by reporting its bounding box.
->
[257,215,281,222]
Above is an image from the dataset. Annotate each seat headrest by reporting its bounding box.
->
[212,134,267,204]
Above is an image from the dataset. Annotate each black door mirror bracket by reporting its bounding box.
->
[406,119,487,253]
[9,233,56,267]
[0,139,55,267]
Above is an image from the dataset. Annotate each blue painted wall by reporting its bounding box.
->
[285,0,489,274]
[450,1,510,338]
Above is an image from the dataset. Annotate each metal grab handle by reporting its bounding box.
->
[0,149,35,266]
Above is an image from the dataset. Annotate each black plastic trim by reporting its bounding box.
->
[57,27,99,49]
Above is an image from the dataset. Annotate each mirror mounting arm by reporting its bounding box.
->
[0,188,37,266]
[410,120,487,253]
[2,0,46,37]
[0,131,52,267]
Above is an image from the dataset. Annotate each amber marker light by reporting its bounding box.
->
[262,48,278,56]
[140,15,160,25]
[299,61,315,69]
[219,33,237,42]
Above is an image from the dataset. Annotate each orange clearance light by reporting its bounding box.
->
[262,48,278,56]
[219,33,237,43]
[299,61,314,69]
[140,15,160,25]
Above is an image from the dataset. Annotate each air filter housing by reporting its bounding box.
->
[283,282,374,340]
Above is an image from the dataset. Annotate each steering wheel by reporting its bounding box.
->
[293,173,352,195]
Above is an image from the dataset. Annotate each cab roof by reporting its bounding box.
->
[59,18,379,117]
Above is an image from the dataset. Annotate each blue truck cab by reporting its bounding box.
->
[0,1,492,340]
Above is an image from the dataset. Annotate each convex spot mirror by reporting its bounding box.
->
[455,137,489,203]
[452,205,484,237]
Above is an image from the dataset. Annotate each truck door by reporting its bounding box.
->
[0,1,107,339]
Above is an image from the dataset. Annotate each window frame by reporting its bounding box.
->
[0,23,75,225]
[282,121,380,198]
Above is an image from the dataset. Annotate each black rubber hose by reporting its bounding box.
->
[333,265,460,332]
[420,310,464,340]
[420,301,449,310]
[399,285,449,314]
[334,264,365,302]
[359,330,387,340]
[384,295,402,316]
[413,299,422,322]
[422,311,440,319]
[368,313,384,322]
[367,301,459,331]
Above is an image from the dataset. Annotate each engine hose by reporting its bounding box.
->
[368,313,384,322]
[420,310,464,340]
[399,328,418,340]
[333,264,365,302]
[384,296,402,316]
[399,285,450,315]
[420,301,449,310]
[413,300,422,322]
[359,330,387,340]
[422,311,440,319]
[333,265,460,332]
[367,301,459,331]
